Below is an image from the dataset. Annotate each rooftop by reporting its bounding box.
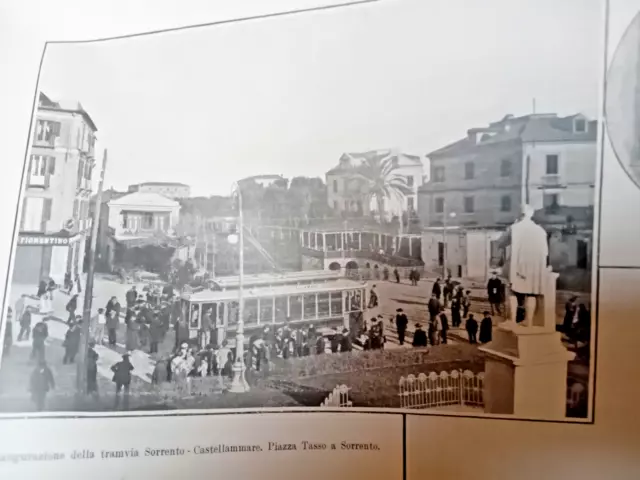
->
[108,191,181,208]
[182,277,367,302]
[38,92,98,132]
[327,149,423,175]
[428,113,597,158]
[214,270,342,288]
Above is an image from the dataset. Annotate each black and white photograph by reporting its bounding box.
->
[0,0,601,421]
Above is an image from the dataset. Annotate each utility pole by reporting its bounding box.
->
[77,149,107,394]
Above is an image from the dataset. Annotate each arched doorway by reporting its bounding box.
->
[328,262,341,271]
[345,260,359,270]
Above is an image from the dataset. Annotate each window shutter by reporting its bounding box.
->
[48,156,56,175]
[20,198,27,230]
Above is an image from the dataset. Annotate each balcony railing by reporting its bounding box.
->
[540,174,562,187]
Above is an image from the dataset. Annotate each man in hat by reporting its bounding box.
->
[17,305,33,342]
[395,308,409,346]
[368,285,378,308]
[111,352,134,409]
[63,318,82,364]
[29,358,55,411]
[412,323,428,347]
[487,271,503,316]
[340,328,352,352]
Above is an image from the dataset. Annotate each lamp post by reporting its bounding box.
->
[227,182,250,393]
[442,208,456,278]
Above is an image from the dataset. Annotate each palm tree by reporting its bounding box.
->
[346,150,412,222]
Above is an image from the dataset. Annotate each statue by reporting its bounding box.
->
[507,204,549,327]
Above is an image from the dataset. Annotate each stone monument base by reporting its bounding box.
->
[480,322,575,420]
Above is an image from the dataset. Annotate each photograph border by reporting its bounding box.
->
[0,0,608,425]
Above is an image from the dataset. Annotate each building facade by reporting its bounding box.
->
[326,150,425,220]
[127,182,191,199]
[419,113,597,229]
[13,93,97,284]
[107,192,180,239]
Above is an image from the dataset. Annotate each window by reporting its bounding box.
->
[333,180,338,193]
[463,196,474,213]
[464,162,474,180]
[77,159,85,188]
[574,118,586,133]
[122,213,129,229]
[35,120,61,145]
[29,155,55,176]
[500,159,511,177]
[407,197,414,210]
[546,155,559,175]
[433,166,445,182]
[434,197,444,213]
[500,195,512,212]
[543,193,560,212]
[406,176,414,187]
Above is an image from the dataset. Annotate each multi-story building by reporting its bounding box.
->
[238,175,285,188]
[418,113,597,228]
[127,182,191,199]
[326,149,425,219]
[13,93,97,284]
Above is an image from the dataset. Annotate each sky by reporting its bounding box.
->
[39,0,603,197]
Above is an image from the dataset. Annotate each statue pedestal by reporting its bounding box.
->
[480,323,575,420]
[480,269,575,420]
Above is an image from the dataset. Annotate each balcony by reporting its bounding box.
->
[27,174,48,189]
[540,174,563,188]
[76,177,92,193]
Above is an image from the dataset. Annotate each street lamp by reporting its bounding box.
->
[442,209,456,278]
[227,183,250,393]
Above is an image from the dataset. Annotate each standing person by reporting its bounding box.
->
[93,308,107,345]
[29,358,55,412]
[395,308,408,346]
[111,353,134,410]
[125,286,137,309]
[125,314,139,352]
[64,272,72,294]
[479,311,493,344]
[3,308,13,357]
[450,292,462,328]
[412,323,428,347]
[15,295,27,328]
[62,319,82,364]
[106,308,119,347]
[563,296,578,334]
[37,280,47,313]
[17,306,33,341]
[86,341,99,397]
[428,294,441,324]
[462,290,471,319]
[105,296,121,321]
[465,314,478,344]
[394,268,400,283]
[45,279,56,314]
[487,272,503,316]
[31,317,49,362]
[439,308,449,345]
[340,328,352,352]
[149,313,163,354]
[442,278,452,308]
[432,278,442,301]
[368,285,378,308]
[65,295,78,325]
[174,317,190,353]
[200,307,213,349]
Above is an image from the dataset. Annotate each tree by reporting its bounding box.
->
[346,150,412,222]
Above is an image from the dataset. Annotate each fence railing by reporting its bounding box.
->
[398,370,485,409]
[320,384,353,407]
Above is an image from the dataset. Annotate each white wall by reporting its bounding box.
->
[523,141,596,210]
[107,203,180,236]
[466,230,504,280]
[49,245,69,284]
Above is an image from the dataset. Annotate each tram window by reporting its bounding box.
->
[260,298,274,324]
[217,302,225,326]
[244,299,258,325]
[317,292,330,317]
[202,303,215,328]
[330,292,343,315]
[304,294,316,319]
[190,306,200,329]
[228,301,239,326]
[275,297,287,322]
[290,295,303,319]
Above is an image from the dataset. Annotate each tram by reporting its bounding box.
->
[180,278,369,347]
[208,270,343,291]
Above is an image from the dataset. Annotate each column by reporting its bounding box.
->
[323,233,327,252]
[257,298,261,326]
[286,296,290,317]
[315,293,319,319]
[272,297,276,324]
[301,295,305,320]
[341,290,349,329]
[409,237,413,257]
[358,233,362,250]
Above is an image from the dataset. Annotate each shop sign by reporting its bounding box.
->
[18,236,70,246]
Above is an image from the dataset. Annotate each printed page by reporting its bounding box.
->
[0,0,638,478]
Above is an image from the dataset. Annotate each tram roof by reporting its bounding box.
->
[213,270,342,287]
[182,278,367,303]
